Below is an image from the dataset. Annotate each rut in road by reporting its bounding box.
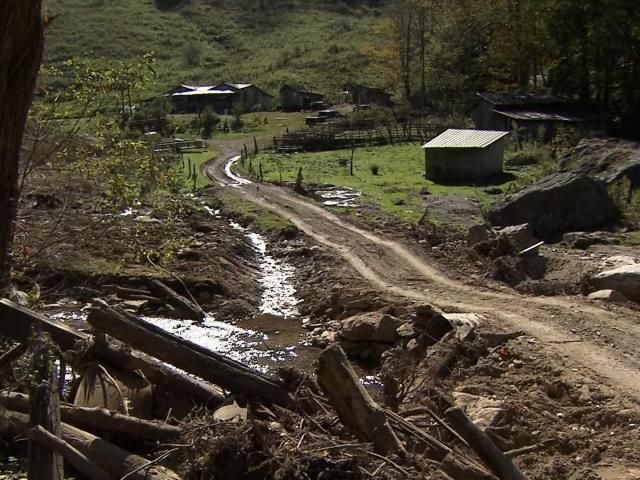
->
[205,153,640,402]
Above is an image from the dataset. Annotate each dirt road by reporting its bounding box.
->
[205,149,640,402]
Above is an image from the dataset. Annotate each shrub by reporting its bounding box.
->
[200,107,220,138]
[370,164,380,175]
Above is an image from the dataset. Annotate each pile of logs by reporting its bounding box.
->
[0,298,529,479]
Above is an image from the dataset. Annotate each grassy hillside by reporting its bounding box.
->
[45,0,387,99]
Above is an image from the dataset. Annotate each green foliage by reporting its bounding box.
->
[200,107,220,138]
[609,179,640,228]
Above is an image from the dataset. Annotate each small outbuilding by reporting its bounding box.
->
[422,129,510,182]
[280,85,325,111]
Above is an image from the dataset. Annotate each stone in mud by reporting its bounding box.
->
[452,392,508,428]
[396,322,417,339]
[591,264,640,301]
[563,231,619,249]
[466,224,496,246]
[213,401,248,423]
[495,223,537,251]
[340,312,403,343]
[122,299,149,311]
[441,313,483,341]
[587,289,629,303]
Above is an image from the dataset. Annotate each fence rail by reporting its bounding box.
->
[152,139,206,154]
[272,123,450,152]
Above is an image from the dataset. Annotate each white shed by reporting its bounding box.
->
[422,129,510,182]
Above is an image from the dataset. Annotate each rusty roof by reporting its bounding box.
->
[422,129,510,149]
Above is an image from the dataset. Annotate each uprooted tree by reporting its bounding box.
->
[0,1,45,291]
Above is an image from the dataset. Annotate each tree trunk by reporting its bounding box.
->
[87,306,293,407]
[2,392,182,442]
[0,1,45,290]
[28,426,113,480]
[5,412,181,480]
[317,344,406,456]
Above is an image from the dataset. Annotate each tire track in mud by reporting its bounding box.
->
[205,152,640,402]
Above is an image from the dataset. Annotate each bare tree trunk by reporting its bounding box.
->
[0,1,45,290]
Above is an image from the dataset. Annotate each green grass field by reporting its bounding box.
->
[242,144,550,222]
[45,0,386,98]
[181,148,217,189]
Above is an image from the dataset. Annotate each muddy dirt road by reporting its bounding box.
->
[205,148,640,402]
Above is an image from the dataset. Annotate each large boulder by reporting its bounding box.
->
[339,312,403,344]
[488,173,618,240]
[591,265,640,301]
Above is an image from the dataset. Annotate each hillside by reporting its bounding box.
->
[45,0,387,98]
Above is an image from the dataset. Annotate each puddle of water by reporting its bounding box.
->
[312,186,361,207]
[143,316,297,373]
[225,155,252,186]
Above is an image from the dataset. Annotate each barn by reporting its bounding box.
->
[472,92,598,142]
[422,129,510,182]
[279,85,325,111]
[166,83,273,114]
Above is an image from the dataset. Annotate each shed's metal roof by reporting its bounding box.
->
[494,109,589,123]
[422,129,510,149]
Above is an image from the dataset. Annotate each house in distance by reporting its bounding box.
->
[279,85,325,111]
[422,129,510,182]
[166,83,274,114]
[472,92,598,142]
[344,83,394,107]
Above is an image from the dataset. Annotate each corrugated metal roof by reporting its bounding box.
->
[422,129,510,149]
[494,109,589,123]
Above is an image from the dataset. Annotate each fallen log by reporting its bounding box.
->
[317,344,406,456]
[0,299,223,409]
[445,407,529,480]
[28,425,113,480]
[87,306,293,407]
[1,392,182,442]
[4,412,181,480]
[147,279,205,321]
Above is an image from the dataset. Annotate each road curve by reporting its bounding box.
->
[205,151,640,402]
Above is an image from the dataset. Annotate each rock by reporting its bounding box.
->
[441,313,483,340]
[587,289,629,303]
[342,298,373,312]
[340,312,403,343]
[134,215,162,224]
[213,401,248,423]
[591,264,640,301]
[488,173,618,240]
[495,223,537,251]
[176,248,201,261]
[466,224,495,246]
[190,221,214,233]
[396,322,417,339]
[121,299,149,311]
[563,231,620,249]
[602,255,639,268]
[452,392,508,428]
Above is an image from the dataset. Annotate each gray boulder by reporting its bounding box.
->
[495,223,537,251]
[563,231,620,249]
[339,312,403,343]
[591,265,640,301]
[488,173,618,240]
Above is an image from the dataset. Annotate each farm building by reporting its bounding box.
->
[166,83,273,114]
[344,84,394,107]
[279,85,325,111]
[472,92,598,142]
[422,129,510,182]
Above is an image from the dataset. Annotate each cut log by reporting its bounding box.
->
[28,333,64,480]
[0,299,223,409]
[445,407,529,480]
[28,425,113,480]
[1,392,182,442]
[87,306,293,407]
[5,412,180,480]
[0,299,89,349]
[147,279,205,321]
[317,344,406,456]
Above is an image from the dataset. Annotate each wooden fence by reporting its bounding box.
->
[272,123,449,152]
[152,139,206,154]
